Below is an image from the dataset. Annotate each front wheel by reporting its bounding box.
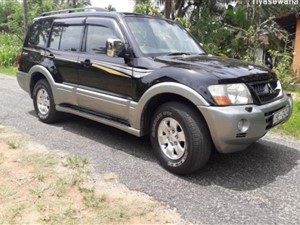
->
[150,102,212,174]
[33,79,61,123]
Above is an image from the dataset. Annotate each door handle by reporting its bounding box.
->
[47,54,55,60]
[80,59,92,68]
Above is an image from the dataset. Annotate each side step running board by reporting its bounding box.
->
[56,105,141,137]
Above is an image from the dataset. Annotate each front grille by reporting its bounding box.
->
[264,106,286,130]
[249,80,281,104]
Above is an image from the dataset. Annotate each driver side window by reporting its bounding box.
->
[85,25,118,54]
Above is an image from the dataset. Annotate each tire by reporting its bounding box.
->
[150,102,212,174]
[33,79,61,123]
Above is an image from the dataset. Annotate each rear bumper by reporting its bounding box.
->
[199,93,293,153]
[16,71,30,94]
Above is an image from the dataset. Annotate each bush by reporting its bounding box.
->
[269,50,297,90]
[0,32,22,66]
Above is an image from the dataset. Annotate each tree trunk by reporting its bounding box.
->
[175,0,185,17]
[164,0,172,19]
[72,0,76,7]
[23,0,29,35]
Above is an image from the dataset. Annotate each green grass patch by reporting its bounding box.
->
[274,91,300,139]
[0,66,17,76]
[0,32,22,67]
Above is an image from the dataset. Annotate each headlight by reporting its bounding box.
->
[208,83,253,106]
[277,80,283,97]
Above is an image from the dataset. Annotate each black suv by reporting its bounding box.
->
[17,7,292,174]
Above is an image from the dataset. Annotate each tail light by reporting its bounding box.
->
[17,52,22,71]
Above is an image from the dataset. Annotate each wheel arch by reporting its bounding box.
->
[29,65,55,97]
[129,82,210,135]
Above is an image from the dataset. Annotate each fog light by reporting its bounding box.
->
[237,119,250,132]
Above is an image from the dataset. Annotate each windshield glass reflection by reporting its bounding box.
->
[125,17,205,57]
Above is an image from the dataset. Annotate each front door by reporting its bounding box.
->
[77,17,133,121]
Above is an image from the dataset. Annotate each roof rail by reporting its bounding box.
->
[40,7,108,16]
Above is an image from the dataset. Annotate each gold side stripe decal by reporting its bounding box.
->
[92,64,130,78]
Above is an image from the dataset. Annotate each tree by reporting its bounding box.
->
[134,0,161,16]
[106,4,116,12]
[164,0,172,19]
[0,0,18,32]
[134,0,150,4]
[23,0,28,34]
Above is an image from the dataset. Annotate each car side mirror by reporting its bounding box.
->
[106,38,125,57]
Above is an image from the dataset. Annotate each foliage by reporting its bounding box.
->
[191,13,230,55]
[0,0,298,74]
[270,50,297,90]
[134,0,150,4]
[0,0,22,34]
[134,0,161,16]
[106,4,116,12]
[0,0,91,35]
[222,5,289,63]
[0,66,17,76]
[0,32,22,67]
[175,17,191,31]
[143,1,299,77]
[0,0,92,67]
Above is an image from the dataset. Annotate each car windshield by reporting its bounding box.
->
[125,16,206,57]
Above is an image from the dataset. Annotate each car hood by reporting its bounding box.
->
[154,54,275,82]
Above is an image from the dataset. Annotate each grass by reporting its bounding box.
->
[273,90,300,139]
[0,32,22,67]
[6,134,30,149]
[0,66,17,76]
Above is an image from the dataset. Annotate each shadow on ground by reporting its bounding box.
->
[184,140,300,191]
[28,111,300,191]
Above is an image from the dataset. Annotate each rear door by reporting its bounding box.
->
[21,18,53,73]
[46,18,85,84]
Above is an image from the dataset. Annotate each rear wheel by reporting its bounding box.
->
[33,79,61,123]
[150,102,212,174]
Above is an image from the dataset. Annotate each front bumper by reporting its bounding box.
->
[198,93,293,153]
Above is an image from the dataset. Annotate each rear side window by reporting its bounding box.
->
[26,19,53,47]
[85,25,118,54]
[49,25,84,52]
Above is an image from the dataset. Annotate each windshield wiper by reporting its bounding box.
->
[167,52,191,56]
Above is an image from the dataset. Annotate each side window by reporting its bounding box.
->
[49,26,63,50]
[49,25,84,52]
[85,25,118,54]
[27,20,52,47]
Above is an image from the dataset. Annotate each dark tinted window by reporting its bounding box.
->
[85,25,118,54]
[49,25,83,51]
[27,19,53,47]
